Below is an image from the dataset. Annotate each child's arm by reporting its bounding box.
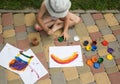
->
[36,2,50,33]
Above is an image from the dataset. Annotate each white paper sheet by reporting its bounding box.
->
[0,43,48,84]
[49,45,83,68]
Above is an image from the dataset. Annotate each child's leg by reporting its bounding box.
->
[68,12,81,27]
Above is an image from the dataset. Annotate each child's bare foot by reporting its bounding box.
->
[51,24,63,32]
[34,24,43,31]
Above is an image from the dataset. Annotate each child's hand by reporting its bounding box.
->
[62,32,70,40]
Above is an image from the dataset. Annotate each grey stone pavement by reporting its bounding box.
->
[0,10,120,84]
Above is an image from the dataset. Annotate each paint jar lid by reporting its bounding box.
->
[97,57,104,63]
[94,62,100,69]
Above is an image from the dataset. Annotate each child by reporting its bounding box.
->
[35,0,81,40]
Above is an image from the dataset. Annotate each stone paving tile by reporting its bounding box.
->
[89,32,102,41]
[79,72,94,84]
[81,14,95,26]
[76,64,91,74]
[88,82,96,84]
[0,44,5,51]
[16,32,28,40]
[25,13,36,26]
[115,58,120,65]
[102,56,116,68]
[82,49,97,57]
[7,79,23,84]
[103,34,116,42]
[108,41,120,49]
[75,23,89,38]
[13,13,25,26]
[115,14,120,23]
[108,72,120,84]
[0,34,3,44]
[98,49,109,57]
[5,69,20,81]
[112,48,120,59]
[92,13,103,20]
[118,65,120,70]
[90,63,105,74]
[68,27,78,42]
[104,13,119,26]
[116,34,120,43]
[15,25,26,33]
[67,78,82,84]
[0,25,2,33]
[95,19,108,28]
[36,78,51,84]
[2,13,13,26]
[27,26,37,33]
[113,29,120,36]
[105,66,119,74]
[62,67,78,81]
[54,38,68,46]
[0,14,1,24]
[3,29,15,38]
[86,25,99,33]
[51,72,66,84]
[94,72,111,84]
[0,69,7,84]
[100,27,112,35]
[3,25,14,30]
[110,25,120,30]
[16,38,30,50]
[4,36,16,45]
[49,68,62,75]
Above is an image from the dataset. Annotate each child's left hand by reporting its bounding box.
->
[62,32,70,40]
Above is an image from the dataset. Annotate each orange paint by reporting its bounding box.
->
[51,52,78,64]
[86,59,93,66]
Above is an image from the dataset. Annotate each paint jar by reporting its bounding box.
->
[58,36,64,42]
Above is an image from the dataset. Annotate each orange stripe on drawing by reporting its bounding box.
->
[51,52,78,64]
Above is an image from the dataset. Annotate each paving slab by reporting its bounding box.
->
[113,29,120,36]
[110,25,120,30]
[86,25,99,33]
[115,13,120,23]
[15,25,26,33]
[79,72,94,84]
[62,67,78,81]
[0,14,1,24]
[67,78,82,84]
[16,38,30,50]
[16,32,28,40]
[74,23,89,37]
[98,48,109,56]
[103,34,116,42]
[89,32,102,41]
[2,13,13,26]
[108,41,120,49]
[112,48,120,59]
[25,13,36,26]
[7,79,23,84]
[0,34,3,44]
[77,64,91,74]
[3,25,14,30]
[49,68,62,75]
[51,72,66,84]
[104,13,119,26]
[26,26,37,33]
[105,66,119,74]
[94,72,111,84]
[81,14,95,26]
[95,19,108,28]
[3,29,15,38]
[36,78,51,84]
[92,13,103,20]
[108,72,120,84]
[13,13,25,26]
[4,36,16,45]
[0,69,7,84]
[100,27,112,35]
[0,25,2,34]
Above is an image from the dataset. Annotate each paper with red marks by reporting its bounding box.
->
[49,45,83,68]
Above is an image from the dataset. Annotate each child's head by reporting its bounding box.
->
[45,0,71,18]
